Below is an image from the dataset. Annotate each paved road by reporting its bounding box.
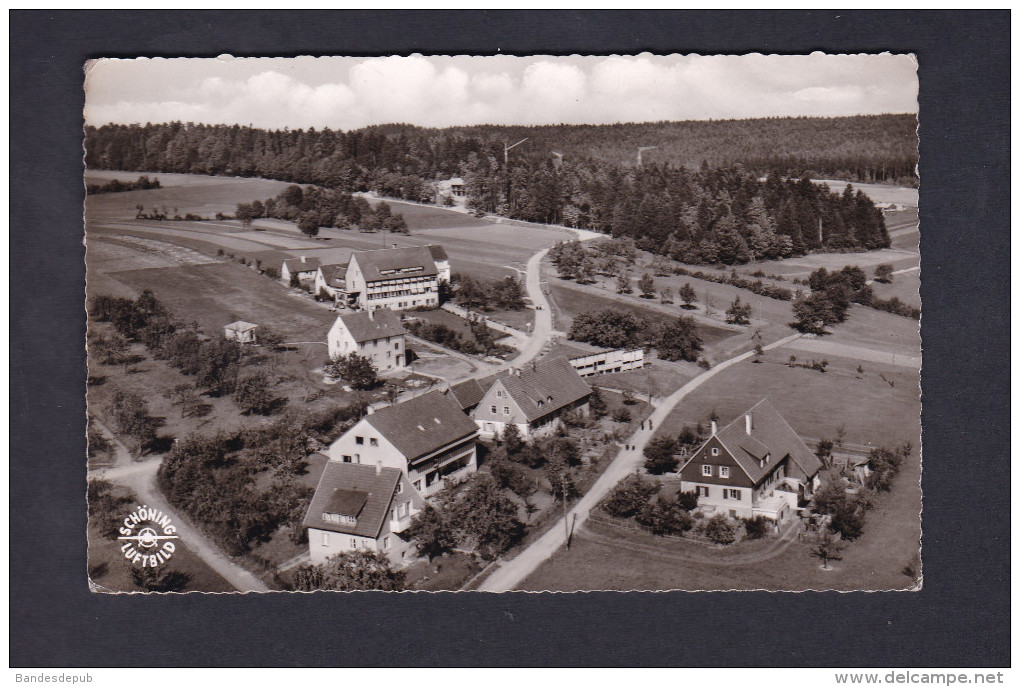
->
[90,423,271,593]
[477,333,802,592]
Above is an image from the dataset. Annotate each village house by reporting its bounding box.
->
[324,390,479,497]
[342,245,446,312]
[281,255,321,286]
[568,348,645,377]
[314,263,348,302]
[471,357,592,440]
[678,399,823,523]
[443,378,486,415]
[327,308,407,372]
[303,461,425,565]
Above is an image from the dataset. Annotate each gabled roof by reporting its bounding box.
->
[426,244,449,262]
[319,263,348,287]
[351,246,438,282]
[334,308,406,343]
[365,390,478,464]
[225,321,258,332]
[709,399,822,484]
[497,357,591,423]
[445,378,485,411]
[303,462,401,539]
[283,257,322,274]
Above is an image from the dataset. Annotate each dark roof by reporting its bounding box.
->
[365,390,478,464]
[283,257,322,274]
[324,489,369,517]
[351,246,438,282]
[445,379,486,411]
[303,462,401,538]
[335,308,406,343]
[499,357,591,423]
[426,244,449,262]
[320,263,348,287]
[711,399,823,484]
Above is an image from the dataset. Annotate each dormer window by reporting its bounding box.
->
[323,512,357,526]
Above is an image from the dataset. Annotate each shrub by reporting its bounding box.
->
[702,514,737,545]
[610,406,632,423]
[676,490,699,511]
[636,500,694,536]
[602,475,658,519]
[741,515,773,540]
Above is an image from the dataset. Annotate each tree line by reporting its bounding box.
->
[86,120,896,262]
[86,174,161,195]
[568,308,704,364]
[84,114,917,192]
[235,184,407,237]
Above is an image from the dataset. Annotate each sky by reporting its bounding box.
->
[84,53,918,131]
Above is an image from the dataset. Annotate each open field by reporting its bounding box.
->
[870,269,920,309]
[546,278,746,355]
[812,179,919,208]
[656,353,920,449]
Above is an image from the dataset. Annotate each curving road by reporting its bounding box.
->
[90,422,270,593]
[477,333,802,592]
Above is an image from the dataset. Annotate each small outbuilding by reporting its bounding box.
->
[224,320,259,344]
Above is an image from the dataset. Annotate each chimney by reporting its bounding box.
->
[745,413,753,435]
[300,255,306,264]
[375,461,382,475]
[367,308,374,321]
[711,420,717,436]
[392,243,398,249]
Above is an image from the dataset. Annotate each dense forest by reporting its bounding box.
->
[85,116,899,262]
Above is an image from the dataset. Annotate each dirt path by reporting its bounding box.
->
[783,338,920,369]
[477,332,802,592]
[578,516,803,568]
[90,422,271,593]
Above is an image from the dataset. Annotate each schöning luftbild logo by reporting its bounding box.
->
[117,505,179,567]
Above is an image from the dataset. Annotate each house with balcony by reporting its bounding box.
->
[324,390,479,497]
[471,357,592,440]
[327,308,407,372]
[303,461,425,565]
[345,246,443,312]
[678,399,823,523]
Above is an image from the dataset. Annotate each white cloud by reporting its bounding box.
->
[85,54,918,130]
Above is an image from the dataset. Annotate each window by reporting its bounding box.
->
[414,480,422,491]
[383,536,390,551]
[711,448,720,456]
[702,465,713,477]
[720,466,730,478]
[342,455,352,463]
[355,436,364,445]
[322,532,330,546]
[394,342,400,350]
[729,489,741,500]
[354,453,360,463]
[697,486,709,497]
[370,437,378,447]
[350,538,358,548]
[491,405,497,414]
[503,406,510,415]
[496,390,503,398]
[395,482,403,494]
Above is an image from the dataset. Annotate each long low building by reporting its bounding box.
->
[568,348,645,377]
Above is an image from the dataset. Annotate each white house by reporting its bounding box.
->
[314,263,348,302]
[678,399,823,522]
[568,348,645,377]
[327,308,407,372]
[325,390,479,497]
[426,244,451,286]
[344,246,442,312]
[471,357,592,440]
[304,461,425,565]
[281,256,321,286]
